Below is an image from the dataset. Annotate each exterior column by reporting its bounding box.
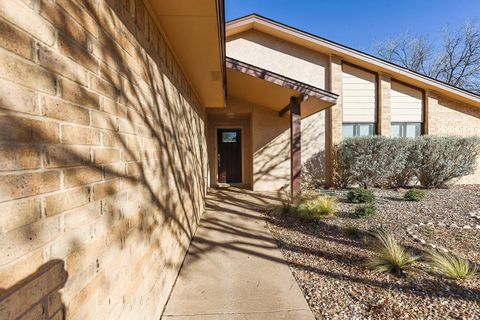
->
[290,96,301,197]
[378,73,391,136]
[325,55,343,187]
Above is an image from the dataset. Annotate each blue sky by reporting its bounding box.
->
[226,0,480,54]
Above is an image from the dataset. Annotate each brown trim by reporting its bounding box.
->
[423,90,429,134]
[215,0,227,103]
[226,57,338,103]
[290,96,302,197]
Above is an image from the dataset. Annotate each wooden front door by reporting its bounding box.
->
[217,128,242,183]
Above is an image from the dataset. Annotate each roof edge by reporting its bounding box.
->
[226,14,480,105]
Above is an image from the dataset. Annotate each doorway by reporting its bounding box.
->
[217,128,242,183]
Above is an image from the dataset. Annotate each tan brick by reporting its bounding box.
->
[0,47,56,94]
[44,187,90,217]
[91,75,117,99]
[64,166,103,188]
[50,308,64,320]
[0,197,41,233]
[0,170,60,201]
[68,272,106,317]
[92,179,121,201]
[99,63,123,91]
[47,292,63,318]
[40,0,87,46]
[43,96,90,125]
[102,97,126,118]
[66,233,105,276]
[58,34,97,73]
[56,0,97,37]
[118,118,137,134]
[0,0,55,46]
[104,162,125,179]
[126,162,141,177]
[0,249,43,288]
[94,147,120,164]
[61,124,100,145]
[44,145,91,168]
[0,77,38,114]
[63,201,101,230]
[0,17,32,60]
[18,301,45,320]
[0,259,66,320]
[91,110,117,130]
[0,116,60,143]
[62,78,100,110]
[0,144,41,171]
[38,44,89,86]
[90,30,121,71]
[101,130,124,147]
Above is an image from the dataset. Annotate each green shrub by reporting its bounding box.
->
[354,204,377,218]
[347,188,376,203]
[404,188,425,201]
[410,136,480,188]
[426,250,477,280]
[297,196,337,220]
[331,136,480,189]
[344,224,360,237]
[366,229,419,275]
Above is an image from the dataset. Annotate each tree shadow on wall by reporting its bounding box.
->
[0,0,212,318]
[0,260,67,320]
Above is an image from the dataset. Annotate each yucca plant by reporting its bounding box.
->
[426,250,477,280]
[366,229,419,275]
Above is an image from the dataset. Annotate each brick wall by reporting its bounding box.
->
[428,93,480,184]
[0,0,208,319]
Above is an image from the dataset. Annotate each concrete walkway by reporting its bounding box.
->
[162,188,314,320]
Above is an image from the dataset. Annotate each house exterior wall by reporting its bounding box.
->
[0,1,208,319]
[226,30,329,90]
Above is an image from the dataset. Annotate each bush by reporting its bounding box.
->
[426,250,477,280]
[410,136,480,188]
[354,204,377,218]
[297,196,337,220]
[365,229,419,275]
[344,224,360,237]
[404,188,425,201]
[347,188,376,203]
[332,136,480,189]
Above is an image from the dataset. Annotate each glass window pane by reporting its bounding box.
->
[222,132,237,142]
[343,124,355,139]
[391,124,401,138]
[406,123,421,138]
[358,124,374,136]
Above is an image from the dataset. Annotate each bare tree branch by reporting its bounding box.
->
[375,22,480,94]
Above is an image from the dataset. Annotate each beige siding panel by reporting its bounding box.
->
[391,81,423,122]
[342,64,376,122]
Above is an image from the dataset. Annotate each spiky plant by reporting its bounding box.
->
[366,229,419,275]
[426,250,477,280]
[297,196,337,220]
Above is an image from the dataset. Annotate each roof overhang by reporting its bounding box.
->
[226,57,337,118]
[147,0,226,108]
[227,14,480,108]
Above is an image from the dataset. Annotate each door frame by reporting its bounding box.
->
[214,126,245,185]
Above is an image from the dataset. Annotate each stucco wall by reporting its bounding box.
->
[208,97,326,191]
[0,1,207,319]
[227,30,329,90]
[428,93,480,184]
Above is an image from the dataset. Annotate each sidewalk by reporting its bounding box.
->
[161,188,314,320]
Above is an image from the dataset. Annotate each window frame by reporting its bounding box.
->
[391,122,423,138]
[343,122,377,139]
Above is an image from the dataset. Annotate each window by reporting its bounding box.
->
[343,123,376,139]
[222,132,237,143]
[391,123,422,138]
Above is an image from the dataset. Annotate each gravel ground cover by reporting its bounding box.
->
[266,186,480,319]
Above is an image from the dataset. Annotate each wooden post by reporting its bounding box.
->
[290,96,301,197]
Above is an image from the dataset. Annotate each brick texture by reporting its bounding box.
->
[0,1,207,320]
